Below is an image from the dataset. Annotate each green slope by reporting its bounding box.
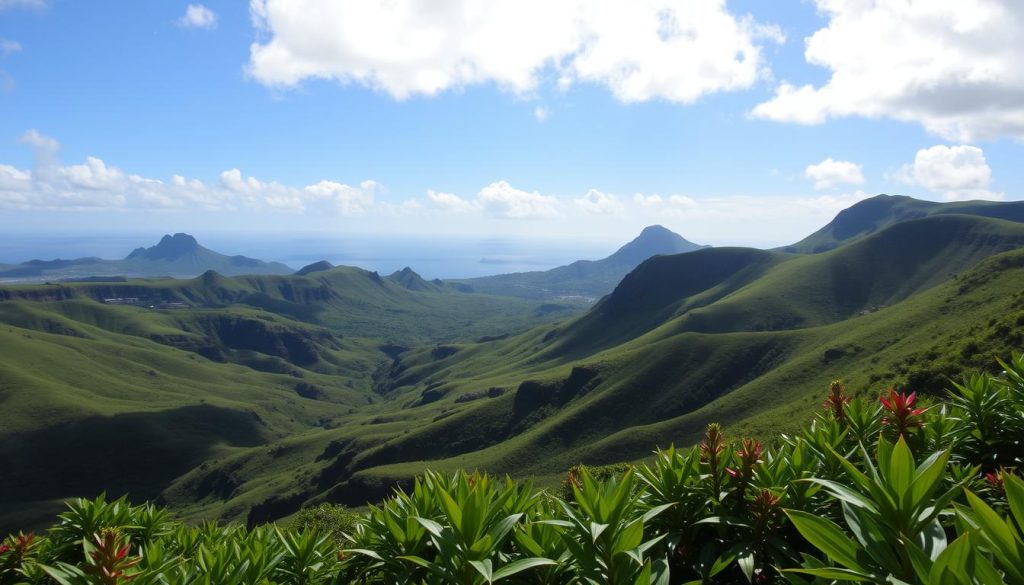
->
[121,213,1024,526]
[4,196,1024,532]
[783,194,1024,253]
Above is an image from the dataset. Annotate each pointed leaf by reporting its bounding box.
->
[785,509,868,574]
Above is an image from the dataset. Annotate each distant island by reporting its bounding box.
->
[0,233,293,282]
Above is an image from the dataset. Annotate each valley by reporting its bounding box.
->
[1,195,1023,534]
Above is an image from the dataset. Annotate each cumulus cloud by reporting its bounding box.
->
[247,0,783,103]
[426,190,477,213]
[752,0,1024,141]
[476,181,559,219]
[895,144,1001,201]
[178,4,217,29]
[305,179,378,215]
[574,189,623,214]
[0,130,378,213]
[805,158,864,190]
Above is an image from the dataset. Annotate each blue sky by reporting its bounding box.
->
[1,0,1022,250]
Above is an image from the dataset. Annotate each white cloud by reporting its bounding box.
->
[476,181,559,219]
[533,106,549,122]
[752,0,1024,141]
[804,158,864,190]
[574,189,623,214]
[305,179,378,215]
[426,190,477,213]
[247,0,782,103]
[0,131,379,213]
[179,4,217,29]
[1,40,21,56]
[895,144,1001,201]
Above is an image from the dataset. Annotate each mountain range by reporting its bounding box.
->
[0,233,293,281]
[2,194,1023,532]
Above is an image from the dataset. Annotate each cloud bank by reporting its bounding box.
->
[247,0,783,103]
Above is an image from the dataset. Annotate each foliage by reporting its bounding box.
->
[3,355,1024,583]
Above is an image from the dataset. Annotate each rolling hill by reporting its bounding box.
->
[2,195,1024,533]
[783,193,1024,253]
[448,225,705,301]
[0,233,293,282]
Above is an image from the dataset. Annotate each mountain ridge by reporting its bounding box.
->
[448,224,705,300]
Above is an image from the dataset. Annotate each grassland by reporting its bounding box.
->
[2,197,1024,532]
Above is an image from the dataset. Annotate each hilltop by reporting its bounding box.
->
[783,194,1024,253]
[448,225,705,300]
[0,233,293,282]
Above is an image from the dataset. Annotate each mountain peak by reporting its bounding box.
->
[387,266,437,291]
[607,225,703,266]
[295,260,335,276]
[126,233,202,261]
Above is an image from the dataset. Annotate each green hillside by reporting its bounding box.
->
[449,225,705,301]
[0,267,582,531]
[2,195,1024,533]
[783,193,1024,253]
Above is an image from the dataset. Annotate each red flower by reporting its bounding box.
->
[823,380,851,420]
[985,469,1009,493]
[880,389,927,438]
[0,543,9,555]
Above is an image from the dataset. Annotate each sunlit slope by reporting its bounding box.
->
[0,266,580,531]
[163,219,1024,522]
[0,265,581,343]
[317,246,1024,499]
[784,194,1024,253]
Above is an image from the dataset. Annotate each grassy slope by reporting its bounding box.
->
[308,217,1024,497]
[3,203,1024,531]
[0,268,583,531]
[783,194,1024,253]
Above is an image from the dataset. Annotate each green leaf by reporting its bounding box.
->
[909,450,950,509]
[888,436,914,501]
[736,545,755,583]
[804,478,879,514]
[1004,473,1024,528]
[414,516,445,538]
[470,558,493,583]
[784,509,869,574]
[782,567,875,581]
[928,533,973,584]
[491,557,557,581]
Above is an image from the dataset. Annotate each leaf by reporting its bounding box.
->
[414,516,445,539]
[804,478,878,514]
[1004,473,1024,528]
[887,436,914,501]
[909,450,950,509]
[491,557,557,581]
[782,567,875,581]
[928,533,973,584]
[470,558,493,583]
[784,509,869,574]
[735,545,755,583]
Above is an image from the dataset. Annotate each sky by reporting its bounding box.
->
[1,0,1023,253]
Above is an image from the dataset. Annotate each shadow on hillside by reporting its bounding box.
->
[0,404,266,530]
